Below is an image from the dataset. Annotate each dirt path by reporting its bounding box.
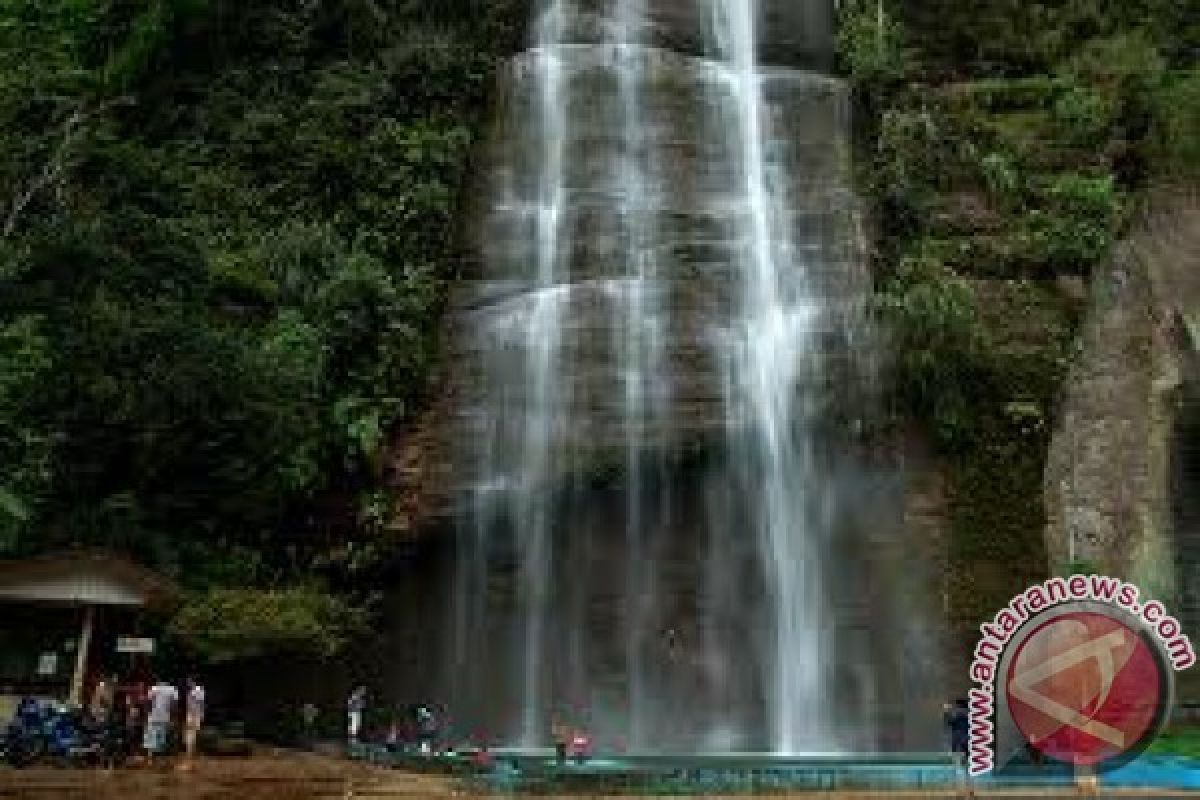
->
[0,752,449,800]
[0,753,1197,799]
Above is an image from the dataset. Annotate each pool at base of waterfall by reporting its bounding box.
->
[348,743,1200,793]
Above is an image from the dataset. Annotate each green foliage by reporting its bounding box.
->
[876,253,983,449]
[0,314,54,551]
[1063,32,1167,159]
[949,77,1070,113]
[100,0,210,92]
[835,0,911,88]
[0,0,520,654]
[1051,85,1112,147]
[1036,172,1119,219]
[980,151,1020,200]
[1064,31,1166,96]
[1150,725,1200,758]
[167,587,370,663]
[1019,210,1110,267]
[1150,68,1200,176]
[891,0,1186,78]
[847,0,1179,652]
[871,109,947,234]
[1018,173,1119,270]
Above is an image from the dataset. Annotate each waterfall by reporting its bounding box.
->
[614,0,658,750]
[431,0,940,753]
[710,0,834,753]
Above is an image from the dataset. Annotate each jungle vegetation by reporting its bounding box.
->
[0,0,523,661]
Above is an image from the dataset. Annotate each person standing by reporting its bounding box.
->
[180,677,205,770]
[415,703,435,754]
[301,702,319,749]
[143,677,179,765]
[386,718,400,751]
[87,674,118,769]
[122,683,146,762]
[347,685,368,743]
[943,698,972,796]
[550,715,568,765]
[89,674,116,725]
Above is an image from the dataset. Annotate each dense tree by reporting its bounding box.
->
[0,0,524,657]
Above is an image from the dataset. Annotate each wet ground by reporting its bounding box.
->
[0,752,1197,798]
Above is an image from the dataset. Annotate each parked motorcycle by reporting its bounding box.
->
[4,697,126,768]
[4,696,47,767]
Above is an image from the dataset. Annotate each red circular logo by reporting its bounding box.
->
[1005,610,1165,767]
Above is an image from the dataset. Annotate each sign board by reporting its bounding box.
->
[36,652,58,676]
[116,636,155,654]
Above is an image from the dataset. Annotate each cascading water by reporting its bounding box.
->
[710,0,834,753]
[613,0,665,750]
[427,0,946,753]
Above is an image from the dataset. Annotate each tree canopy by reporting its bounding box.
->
[0,0,523,657]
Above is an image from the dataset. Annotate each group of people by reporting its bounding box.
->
[89,674,206,768]
[344,686,599,765]
[345,686,448,755]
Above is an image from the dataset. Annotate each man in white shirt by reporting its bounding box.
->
[347,686,367,743]
[143,677,179,763]
[181,677,206,770]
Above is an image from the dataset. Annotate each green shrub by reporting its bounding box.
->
[1051,84,1113,147]
[948,77,1070,112]
[1036,172,1120,219]
[1063,31,1166,138]
[1065,31,1166,93]
[876,252,984,448]
[980,151,1021,201]
[991,173,1121,272]
[872,109,947,233]
[0,315,54,552]
[168,586,370,663]
[1150,68,1200,175]
[836,0,911,88]
[1019,210,1113,270]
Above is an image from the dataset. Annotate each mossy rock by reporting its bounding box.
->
[966,279,1079,375]
[945,415,1054,656]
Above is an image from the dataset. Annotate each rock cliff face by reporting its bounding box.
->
[381,0,949,751]
[418,0,861,522]
[1044,190,1200,612]
[533,0,834,66]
